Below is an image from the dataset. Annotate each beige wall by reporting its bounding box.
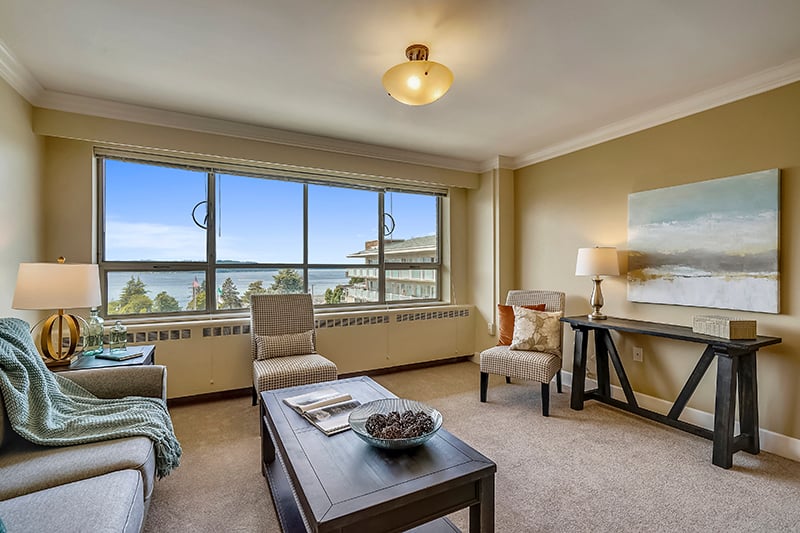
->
[34,111,476,397]
[467,167,517,351]
[0,78,44,321]
[515,81,800,440]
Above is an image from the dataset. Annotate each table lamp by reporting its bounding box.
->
[575,246,619,320]
[12,257,102,364]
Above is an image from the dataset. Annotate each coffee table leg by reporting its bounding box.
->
[469,475,495,533]
[260,399,275,476]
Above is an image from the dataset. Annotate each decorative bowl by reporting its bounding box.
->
[349,398,443,450]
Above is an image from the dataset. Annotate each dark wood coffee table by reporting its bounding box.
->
[260,376,496,532]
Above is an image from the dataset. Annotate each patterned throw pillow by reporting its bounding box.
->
[509,307,563,353]
[255,330,315,360]
[496,303,546,345]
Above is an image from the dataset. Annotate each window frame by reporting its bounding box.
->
[97,154,443,319]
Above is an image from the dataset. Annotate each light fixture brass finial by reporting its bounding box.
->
[405,44,429,61]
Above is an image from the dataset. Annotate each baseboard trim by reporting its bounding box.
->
[338,355,473,379]
[167,387,251,407]
[561,370,800,463]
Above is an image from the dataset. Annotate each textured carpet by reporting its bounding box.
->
[144,361,800,532]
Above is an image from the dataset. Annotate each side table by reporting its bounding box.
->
[52,345,156,372]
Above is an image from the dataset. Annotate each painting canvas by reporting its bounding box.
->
[627,169,780,313]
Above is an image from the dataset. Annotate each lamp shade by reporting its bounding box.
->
[575,247,620,277]
[383,44,453,106]
[12,261,102,310]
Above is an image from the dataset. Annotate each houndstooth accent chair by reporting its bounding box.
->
[479,290,566,416]
[250,293,337,405]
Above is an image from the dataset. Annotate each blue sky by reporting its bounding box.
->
[104,159,436,263]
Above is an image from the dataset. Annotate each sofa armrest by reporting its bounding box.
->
[59,365,167,402]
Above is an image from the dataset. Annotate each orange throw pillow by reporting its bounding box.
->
[497,303,546,345]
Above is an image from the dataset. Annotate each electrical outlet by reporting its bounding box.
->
[487,322,495,335]
[633,346,644,362]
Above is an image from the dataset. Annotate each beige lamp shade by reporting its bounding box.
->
[12,261,102,310]
[575,247,620,277]
[383,44,453,106]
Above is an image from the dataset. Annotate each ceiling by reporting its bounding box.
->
[2,0,800,171]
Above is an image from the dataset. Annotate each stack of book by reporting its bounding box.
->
[283,388,361,436]
[692,315,757,339]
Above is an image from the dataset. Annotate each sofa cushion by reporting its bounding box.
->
[0,469,144,533]
[0,435,155,503]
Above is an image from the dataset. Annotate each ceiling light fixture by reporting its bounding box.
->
[382,44,453,106]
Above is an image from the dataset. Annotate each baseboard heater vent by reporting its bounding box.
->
[316,315,390,329]
[315,308,470,330]
[396,309,469,322]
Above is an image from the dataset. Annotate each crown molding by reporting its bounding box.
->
[478,155,516,173]
[3,32,799,175]
[511,57,800,169]
[0,38,43,102]
[0,33,479,172]
[34,90,484,173]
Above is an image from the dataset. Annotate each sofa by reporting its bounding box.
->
[0,365,169,533]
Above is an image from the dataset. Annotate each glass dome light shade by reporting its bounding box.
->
[382,46,453,106]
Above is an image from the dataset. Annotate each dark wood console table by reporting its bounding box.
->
[562,316,781,469]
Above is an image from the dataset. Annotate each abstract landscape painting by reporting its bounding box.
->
[627,169,779,313]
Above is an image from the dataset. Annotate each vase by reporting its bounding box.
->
[83,308,105,356]
[109,320,128,353]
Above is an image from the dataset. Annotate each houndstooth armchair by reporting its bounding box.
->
[250,293,337,405]
[479,290,565,416]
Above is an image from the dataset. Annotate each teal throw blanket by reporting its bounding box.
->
[0,317,181,478]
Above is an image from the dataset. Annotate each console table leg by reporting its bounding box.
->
[738,351,760,454]
[570,328,589,410]
[713,353,738,469]
[594,330,610,398]
[470,475,495,533]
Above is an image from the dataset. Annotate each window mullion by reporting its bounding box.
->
[378,192,385,304]
[303,183,309,293]
[207,172,217,312]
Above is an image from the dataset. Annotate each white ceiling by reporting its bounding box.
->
[2,0,800,171]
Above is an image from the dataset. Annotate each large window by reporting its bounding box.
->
[98,156,442,317]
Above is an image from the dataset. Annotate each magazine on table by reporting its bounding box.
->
[94,348,144,361]
[283,388,359,436]
[302,399,361,436]
[283,387,353,414]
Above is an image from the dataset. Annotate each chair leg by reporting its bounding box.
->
[556,370,562,394]
[505,376,511,384]
[541,382,550,416]
[251,386,257,406]
[480,372,489,402]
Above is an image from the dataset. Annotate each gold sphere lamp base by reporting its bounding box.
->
[39,309,81,364]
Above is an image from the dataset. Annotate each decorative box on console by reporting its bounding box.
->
[692,315,757,339]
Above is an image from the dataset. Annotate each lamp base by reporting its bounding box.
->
[43,357,72,368]
[38,311,81,361]
[588,277,608,320]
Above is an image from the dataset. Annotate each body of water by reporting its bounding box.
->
[107,269,349,308]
